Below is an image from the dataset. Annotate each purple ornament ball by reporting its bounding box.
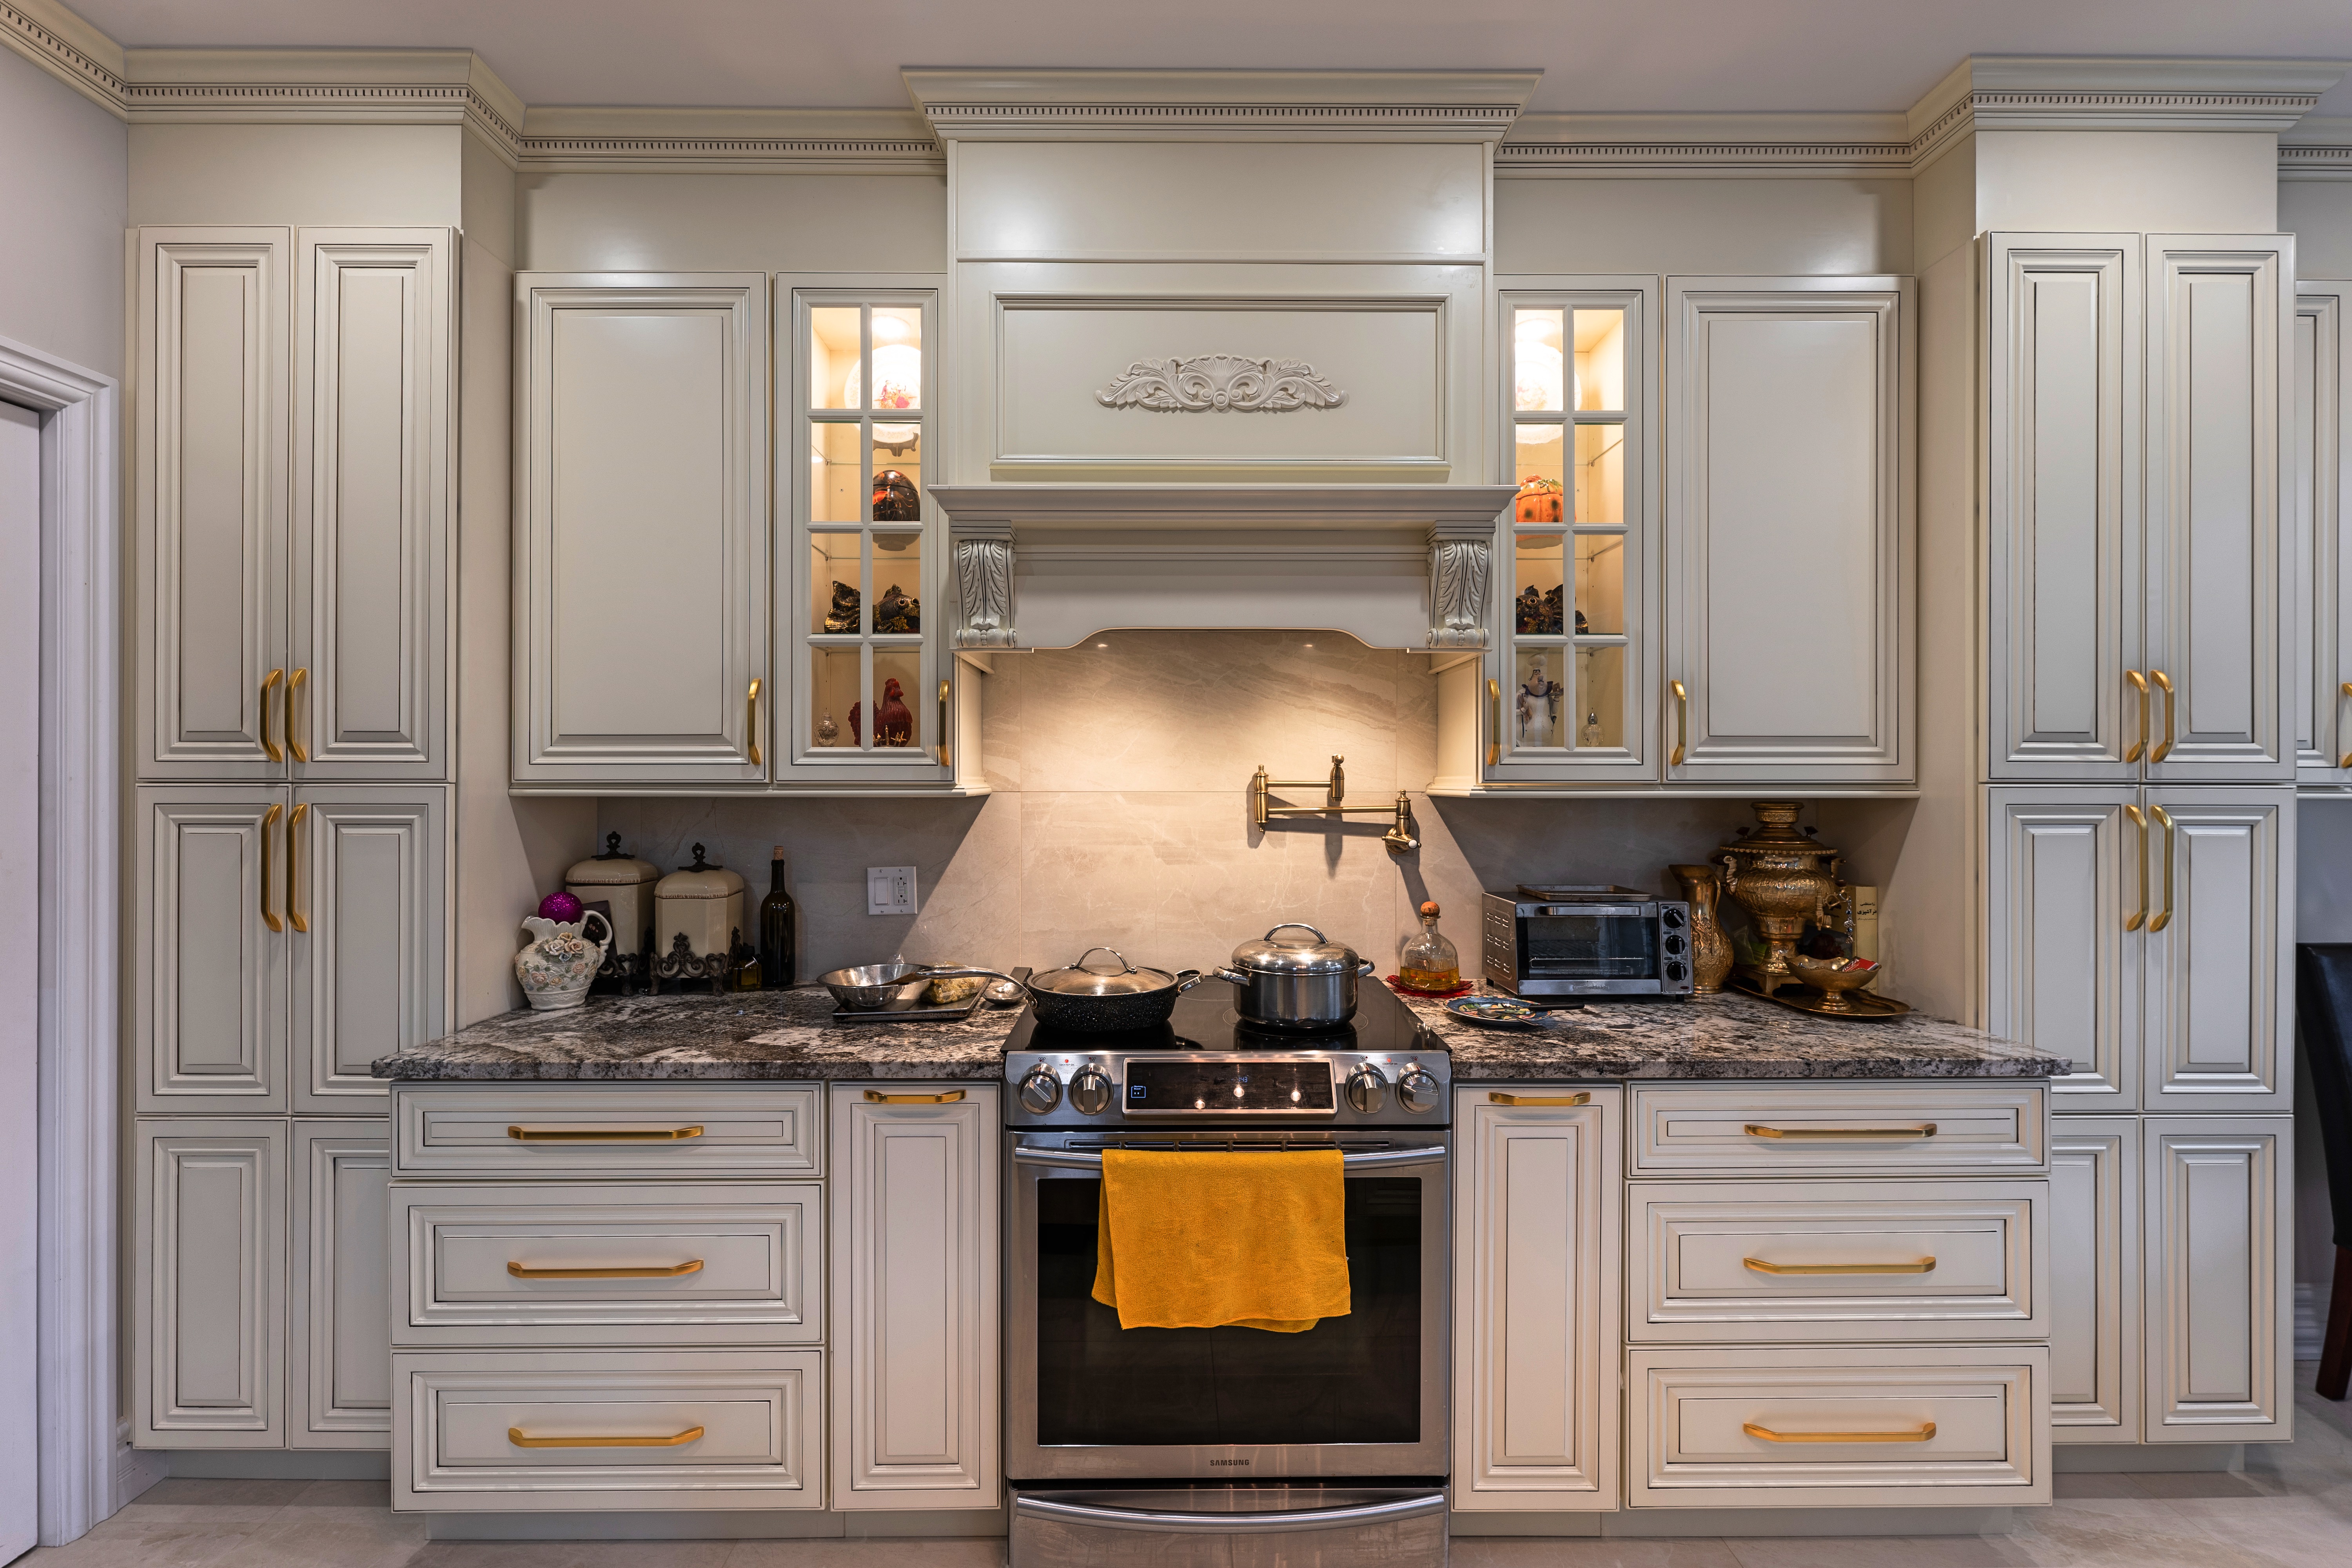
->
[538,891,585,924]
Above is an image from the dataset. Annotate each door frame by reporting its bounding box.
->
[0,331,122,1544]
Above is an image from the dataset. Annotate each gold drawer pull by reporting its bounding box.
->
[1744,1256,1936,1276]
[260,668,284,762]
[508,1425,705,1450]
[1489,1091,1589,1106]
[1744,1421,1936,1445]
[1744,1123,1936,1140]
[506,1260,704,1280]
[863,1089,967,1104]
[506,1125,704,1142]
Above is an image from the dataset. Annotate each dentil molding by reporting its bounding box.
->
[904,68,1542,142]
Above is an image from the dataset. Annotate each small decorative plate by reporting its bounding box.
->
[1444,996,1550,1030]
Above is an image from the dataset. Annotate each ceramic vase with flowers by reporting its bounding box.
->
[515,904,613,1011]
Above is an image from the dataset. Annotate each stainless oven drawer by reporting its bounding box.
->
[1012,1487,1445,1568]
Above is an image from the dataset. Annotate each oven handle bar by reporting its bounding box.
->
[1012,1145,1444,1172]
[1012,1490,1447,1536]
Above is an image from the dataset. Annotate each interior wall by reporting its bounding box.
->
[1495,177,1913,276]
[513,171,947,273]
[0,48,127,379]
[2284,181,2352,279]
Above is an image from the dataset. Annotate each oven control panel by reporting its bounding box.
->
[1005,1050,1450,1129]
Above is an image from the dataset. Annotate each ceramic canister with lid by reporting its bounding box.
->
[564,833,661,955]
[654,843,748,962]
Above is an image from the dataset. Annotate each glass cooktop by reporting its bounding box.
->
[1002,975,1441,1058]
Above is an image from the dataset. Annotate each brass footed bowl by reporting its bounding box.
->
[1782,954,1881,1013]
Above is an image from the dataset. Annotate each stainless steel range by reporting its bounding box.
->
[1003,980,1450,1566]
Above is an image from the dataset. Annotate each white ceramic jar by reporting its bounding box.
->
[654,844,748,962]
[564,834,661,956]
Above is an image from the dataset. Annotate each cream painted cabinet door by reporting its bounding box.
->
[2143,1117,2292,1443]
[135,228,291,781]
[2143,238,2293,782]
[2140,788,2292,1113]
[830,1085,999,1510]
[1451,1087,1619,1511]
[2293,284,2351,780]
[135,1120,286,1447]
[290,1120,390,1448]
[134,786,288,1114]
[2047,1117,2140,1442]
[1984,789,2141,1105]
[1664,277,1914,783]
[290,230,454,781]
[289,787,448,1112]
[1985,236,2143,780]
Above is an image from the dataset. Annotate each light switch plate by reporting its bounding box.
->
[867,866,918,915]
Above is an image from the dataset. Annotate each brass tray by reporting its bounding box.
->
[1731,973,1913,1021]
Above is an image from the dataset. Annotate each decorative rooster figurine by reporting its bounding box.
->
[850,677,917,748]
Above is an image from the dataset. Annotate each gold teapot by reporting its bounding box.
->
[1718,802,1850,996]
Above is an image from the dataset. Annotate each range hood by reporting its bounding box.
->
[906,69,1538,652]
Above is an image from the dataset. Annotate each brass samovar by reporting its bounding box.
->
[1719,801,1849,996]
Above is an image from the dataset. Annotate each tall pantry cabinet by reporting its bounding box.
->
[1979,232,2298,1446]
[131,228,456,1450]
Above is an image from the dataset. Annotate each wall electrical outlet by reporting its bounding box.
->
[867,866,918,915]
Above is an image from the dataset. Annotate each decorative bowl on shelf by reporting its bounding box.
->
[1782,954,1882,1014]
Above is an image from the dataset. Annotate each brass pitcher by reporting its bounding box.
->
[1718,802,1849,997]
[1667,864,1734,995]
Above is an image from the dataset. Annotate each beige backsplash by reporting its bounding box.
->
[593,630,1917,986]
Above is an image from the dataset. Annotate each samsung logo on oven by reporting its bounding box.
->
[1209,1459,1252,1466]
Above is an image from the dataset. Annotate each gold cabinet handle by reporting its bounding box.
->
[506,1125,704,1142]
[286,802,308,934]
[1486,677,1502,766]
[2339,681,2351,769]
[938,678,952,769]
[862,1089,966,1104]
[1743,1421,1936,1445]
[1670,679,1688,767]
[2123,804,2148,932]
[506,1259,704,1280]
[1489,1091,1589,1106]
[508,1425,705,1450]
[2149,670,2175,762]
[259,802,283,933]
[2148,804,2175,933]
[2125,670,2147,763]
[260,668,284,762]
[287,668,309,762]
[747,678,763,768]
[1744,1256,1936,1276]
[1744,1123,1935,1140]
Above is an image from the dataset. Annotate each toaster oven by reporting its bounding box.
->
[1481,885,1694,998]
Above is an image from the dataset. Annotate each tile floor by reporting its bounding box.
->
[25,1375,2352,1568]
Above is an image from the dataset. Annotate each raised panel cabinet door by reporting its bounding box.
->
[1665,277,1914,783]
[134,228,291,780]
[1985,237,2143,780]
[2144,238,2294,781]
[2144,1117,2292,1443]
[2292,285,2351,779]
[2140,788,2292,1112]
[134,1119,286,1447]
[290,230,454,780]
[514,274,769,786]
[829,1085,999,1510]
[134,786,288,1114]
[2047,1118,2140,1442]
[1451,1087,1621,1511]
[289,1120,390,1448]
[1984,789,2142,1105]
[289,787,448,1112]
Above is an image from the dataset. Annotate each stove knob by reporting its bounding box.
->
[1397,1067,1442,1115]
[1345,1063,1389,1114]
[1069,1063,1114,1116]
[1017,1064,1062,1114]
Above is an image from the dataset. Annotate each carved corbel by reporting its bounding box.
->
[952,523,1018,649]
[1426,523,1493,650]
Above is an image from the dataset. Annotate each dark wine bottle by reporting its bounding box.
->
[759,847,798,989]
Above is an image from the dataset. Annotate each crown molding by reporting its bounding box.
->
[2282,114,2352,181]
[117,47,526,163]
[1,0,126,116]
[904,67,1541,141]
[1499,112,1914,179]
[515,106,941,173]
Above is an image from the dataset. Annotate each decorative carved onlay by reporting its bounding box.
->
[1427,532,1492,651]
[952,529,1018,649]
[1096,355,1347,414]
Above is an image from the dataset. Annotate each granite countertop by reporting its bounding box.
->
[377,983,2064,1084]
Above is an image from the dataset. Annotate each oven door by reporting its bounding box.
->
[1520,904,1661,993]
[1006,1133,1447,1483]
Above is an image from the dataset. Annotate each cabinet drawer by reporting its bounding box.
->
[392,1349,822,1512]
[391,1182,819,1345]
[392,1085,820,1178]
[1626,1347,2049,1509]
[1630,1085,2047,1176]
[1627,1180,2046,1342]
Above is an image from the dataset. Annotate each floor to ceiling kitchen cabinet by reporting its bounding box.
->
[135,1120,287,1448]
[2143,1117,2292,1443]
[2294,280,2350,782]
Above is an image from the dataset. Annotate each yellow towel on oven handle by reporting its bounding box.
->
[1090,1148,1350,1332]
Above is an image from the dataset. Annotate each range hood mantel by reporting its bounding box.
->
[930,484,1516,532]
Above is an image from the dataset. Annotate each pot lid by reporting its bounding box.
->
[567,833,660,887]
[1229,922,1357,975]
[1030,946,1178,996]
[655,843,746,900]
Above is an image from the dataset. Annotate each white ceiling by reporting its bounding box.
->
[64,0,2352,117]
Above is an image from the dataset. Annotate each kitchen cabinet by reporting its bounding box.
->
[2143,1118,2292,1443]
[829,1084,999,1511]
[290,1120,391,1447]
[134,1120,287,1448]
[1450,1086,1619,1512]
[1662,276,1914,785]
[1985,789,2140,1103]
[511,273,769,788]
[2047,1118,2141,1442]
[2294,281,2351,780]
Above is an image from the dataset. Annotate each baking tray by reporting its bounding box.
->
[831,967,1030,1025]
[1731,973,1912,1020]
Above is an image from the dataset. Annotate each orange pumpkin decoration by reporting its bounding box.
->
[1514,474,1564,523]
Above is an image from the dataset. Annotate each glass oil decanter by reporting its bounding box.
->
[1398,900,1461,993]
